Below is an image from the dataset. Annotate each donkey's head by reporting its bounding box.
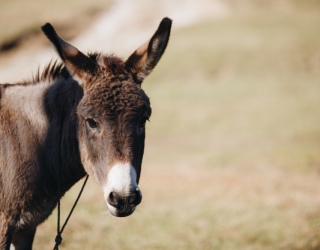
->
[42,18,171,217]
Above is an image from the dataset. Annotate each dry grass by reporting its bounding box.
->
[3,0,320,249]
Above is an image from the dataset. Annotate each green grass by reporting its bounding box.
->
[14,0,320,249]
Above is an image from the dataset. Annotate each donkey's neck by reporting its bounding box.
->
[40,76,86,197]
[1,81,51,139]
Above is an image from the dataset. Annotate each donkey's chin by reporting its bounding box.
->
[106,203,136,217]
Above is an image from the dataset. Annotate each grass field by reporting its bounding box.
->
[3,0,320,249]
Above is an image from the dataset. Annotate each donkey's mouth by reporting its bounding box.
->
[107,200,136,217]
[107,204,136,217]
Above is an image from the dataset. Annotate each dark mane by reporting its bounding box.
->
[0,60,69,88]
[0,52,101,89]
[31,60,68,84]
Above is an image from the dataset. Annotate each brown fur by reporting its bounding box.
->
[0,18,171,250]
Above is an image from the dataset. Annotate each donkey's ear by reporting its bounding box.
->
[125,17,172,85]
[42,23,97,84]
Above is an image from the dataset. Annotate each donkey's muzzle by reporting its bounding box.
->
[107,189,142,217]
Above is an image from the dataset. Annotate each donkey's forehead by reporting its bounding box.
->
[90,53,128,77]
[82,77,151,118]
[79,54,151,117]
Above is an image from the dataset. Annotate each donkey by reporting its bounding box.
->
[0,18,172,249]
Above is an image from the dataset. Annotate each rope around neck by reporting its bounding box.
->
[53,107,89,249]
[53,175,89,250]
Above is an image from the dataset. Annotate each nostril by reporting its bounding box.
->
[107,190,142,211]
[107,191,118,207]
[131,190,142,206]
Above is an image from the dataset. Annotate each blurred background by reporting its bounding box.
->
[1,0,320,249]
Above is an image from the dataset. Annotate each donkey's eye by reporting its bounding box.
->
[138,119,147,133]
[86,118,98,129]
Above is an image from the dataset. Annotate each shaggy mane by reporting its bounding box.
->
[0,60,68,89]
[0,52,102,104]
[0,52,103,89]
